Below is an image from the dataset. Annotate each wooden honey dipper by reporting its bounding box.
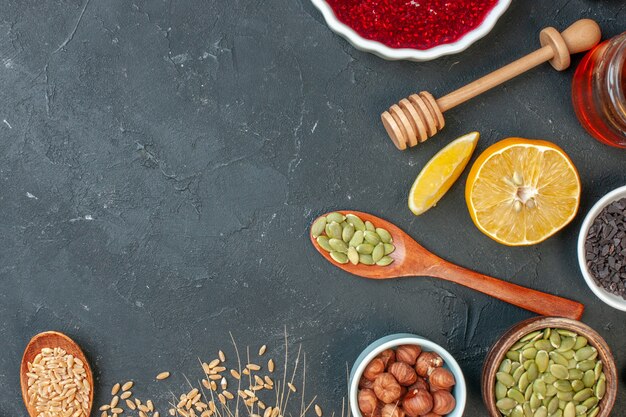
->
[381,19,601,150]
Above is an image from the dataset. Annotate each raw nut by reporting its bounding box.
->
[373,373,402,404]
[431,390,455,415]
[377,349,396,368]
[415,352,443,377]
[407,376,429,392]
[402,389,433,417]
[364,358,386,381]
[380,404,404,417]
[396,345,422,365]
[358,389,379,416]
[428,368,456,391]
[359,377,375,390]
[388,362,417,386]
[419,414,442,417]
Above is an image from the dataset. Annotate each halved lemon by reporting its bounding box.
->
[408,132,479,215]
[465,138,581,246]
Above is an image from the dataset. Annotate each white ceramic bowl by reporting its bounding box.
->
[577,184,626,311]
[349,334,466,417]
[310,0,511,61]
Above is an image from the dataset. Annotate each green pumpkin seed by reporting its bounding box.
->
[536,351,549,373]
[349,230,364,247]
[346,214,365,231]
[582,370,595,388]
[498,372,516,388]
[523,403,533,417]
[508,388,526,404]
[523,348,538,359]
[513,366,525,382]
[547,397,559,414]
[372,243,384,262]
[525,384,534,401]
[533,380,547,397]
[340,221,348,229]
[556,390,573,401]
[556,337,576,353]
[535,340,553,351]
[327,222,342,239]
[511,361,522,372]
[330,251,348,264]
[511,341,528,351]
[573,336,588,350]
[581,397,598,409]
[518,372,530,391]
[496,381,508,400]
[329,238,348,253]
[534,406,547,417]
[550,365,569,380]
[359,254,374,265]
[497,398,518,411]
[365,221,375,232]
[557,330,578,338]
[530,393,541,409]
[563,402,575,417]
[311,217,327,238]
[375,227,392,243]
[560,349,575,360]
[550,332,561,348]
[588,407,599,417]
[574,346,596,361]
[376,256,393,266]
[545,384,557,397]
[570,379,584,392]
[527,363,539,381]
[317,236,332,252]
[549,410,563,417]
[507,351,521,361]
[576,360,595,372]
[554,380,572,392]
[500,359,513,373]
[326,212,345,223]
[567,358,577,370]
[550,352,569,367]
[521,331,542,342]
[511,406,524,417]
[543,374,557,384]
[342,224,355,242]
[347,247,359,265]
[356,243,374,255]
[363,231,380,245]
[383,243,395,255]
[573,388,593,402]
[543,328,551,339]
[567,369,583,380]
[593,362,602,380]
[522,359,533,370]
[594,376,606,400]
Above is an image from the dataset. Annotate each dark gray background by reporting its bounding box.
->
[1,0,625,415]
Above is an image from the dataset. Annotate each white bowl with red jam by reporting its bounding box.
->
[311,0,511,61]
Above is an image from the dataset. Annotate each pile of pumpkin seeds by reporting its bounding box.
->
[495,328,606,417]
[311,212,395,266]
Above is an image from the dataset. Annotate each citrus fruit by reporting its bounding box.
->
[465,138,581,246]
[408,132,479,215]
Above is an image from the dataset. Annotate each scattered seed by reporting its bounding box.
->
[120,391,132,400]
[111,383,120,396]
[315,405,323,417]
[311,217,327,238]
[268,359,275,373]
[230,369,241,379]
[156,371,170,380]
[288,382,297,392]
[221,377,227,390]
[126,400,136,410]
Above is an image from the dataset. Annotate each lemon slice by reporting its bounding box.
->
[408,132,479,215]
[465,138,581,246]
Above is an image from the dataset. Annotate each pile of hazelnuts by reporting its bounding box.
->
[357,345,456,417]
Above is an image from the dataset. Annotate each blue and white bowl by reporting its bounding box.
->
[349,334,467,417]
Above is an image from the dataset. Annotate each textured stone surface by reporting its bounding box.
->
[0,0,625,415]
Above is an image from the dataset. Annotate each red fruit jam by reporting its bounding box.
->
[325,0,500,50]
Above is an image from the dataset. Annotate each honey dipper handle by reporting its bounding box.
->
[426,260,585,320]
[436,19,601,112]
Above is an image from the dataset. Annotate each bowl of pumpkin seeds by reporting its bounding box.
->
[310,211,395,266]
[481,317,617,417]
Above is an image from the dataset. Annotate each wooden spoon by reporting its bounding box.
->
[310,211,584,319]
[20,331,94,417]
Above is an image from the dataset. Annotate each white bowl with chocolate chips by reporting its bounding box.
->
[578,184,626,311]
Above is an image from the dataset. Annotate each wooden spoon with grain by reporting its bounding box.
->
[310,210,584,320]
[20,331,94,417]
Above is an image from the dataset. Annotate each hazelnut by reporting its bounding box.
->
[388,362,417,386]
[395,345,422,365]
[415,352,443,377]
[380,403,404,417]
[402,389,433,417]
[358,389,379,416]
[431,390,455,415]
[428,368,455,391]
[364,358,386,381]
[420,414,442,417]
[373,373,402,404]
[378,349,396,368]
[407,376,429,392]
[359,377,375,390]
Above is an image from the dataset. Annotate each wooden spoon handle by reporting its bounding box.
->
[427,260,584,320]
